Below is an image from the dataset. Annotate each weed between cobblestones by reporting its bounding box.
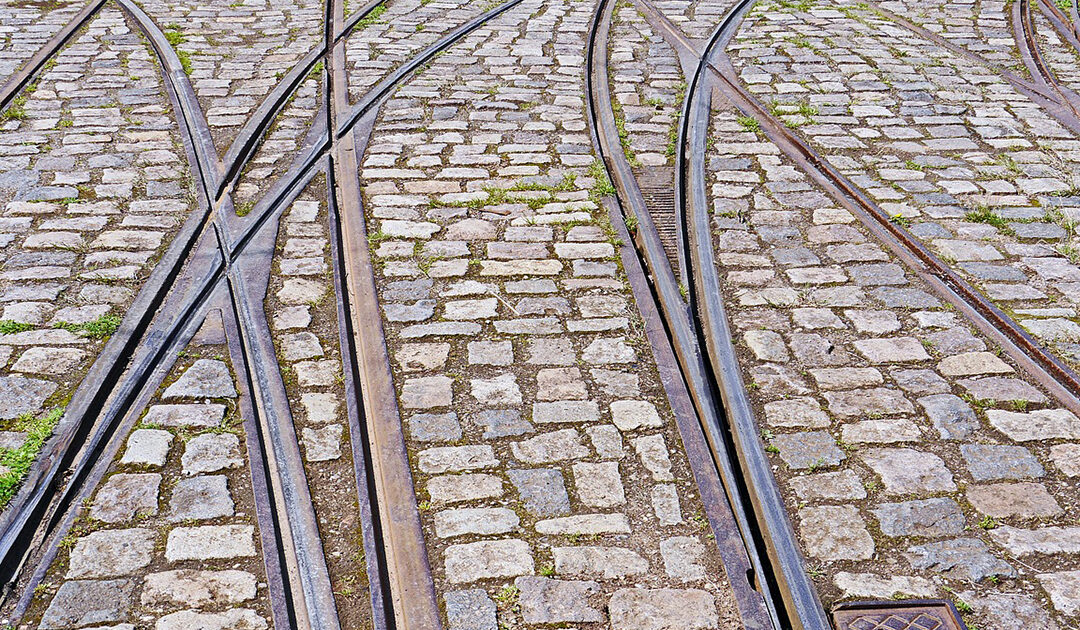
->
[0,407,64,509]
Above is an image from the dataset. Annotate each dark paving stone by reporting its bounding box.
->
[905,538,1016,582]
[917,394,978,440]
[961,444,1044,481]
[444,589,497,630]
[39,579,134,629]
[872,498,965,538]
[508,468,571,516]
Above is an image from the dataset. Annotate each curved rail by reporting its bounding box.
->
[1015,0,1080,117]
[0,0,107,112]
[867,2,1080,136]
[673,3,831,629]
[584,1,779,629]
[1038,0,1080,53]
[216,0,388,200]
[1,1,540,627]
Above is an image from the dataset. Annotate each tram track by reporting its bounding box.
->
[0,0,531,627]
[591,0,1080,628]
[10,0,1080,628]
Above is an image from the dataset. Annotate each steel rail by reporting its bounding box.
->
[0,0,107,113]
[216,0,387,201]
[334,0,527,138]
[3,0,541,624]
[1038,0,1080,53]
[0,0,226,590]
[117,5,342,628]
[635,0,1080,418]
[1015,0,1080,117]
[318,0,400,626]
[585,0,777,628]
[0,4,338,626]
[671,3,831,629]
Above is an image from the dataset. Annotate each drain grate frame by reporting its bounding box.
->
[832,600,969,630]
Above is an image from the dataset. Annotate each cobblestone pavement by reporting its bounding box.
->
[137,0,323,151]
[361,0,739,626]
[6,0,1080,628]
[0,0,83,80]
[720,0,1080,627]
[0,7,192,512]
[28,343,274,630]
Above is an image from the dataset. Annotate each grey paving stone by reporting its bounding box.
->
[434,508,519,538]
[572,462,625,507]
[402,375,453,409]
[659,536,707,582]
[163,359,236,399]
[916,394,978,440]
[990,525,1080,556]
[182,433,242,475]
[511,429,589,463]
[961,444,1044,481]
[169,475,234,521]
[301,424,343,461]
[905,538,1016,582]
[833,572,935,600]
[1037,570,1080,615]
[608,588,717,630]
[552,546,649,579]
[444,539,534,583]
[536,513,631,535]
[956,376,1047,404]
[468,409,532,438]
[140,569,257,608]
[956,591,1060,630]
[872,498,965,538]
[987,408,1080,441]
[396,343,450,372]
[799,505,875,560]
[119,429,172,467]
[142,403,225,428]
[92,473,160,523]
[789,470,867,501]
[407,412,461,442]
[67,528,155,579]
[515,576,603,624]
[532,401,599,425]
[610,400,663,431]
[444,589,497,630]
[165,525,256,562]
[427,474,504,504]
[631,434,674,481]
[418,445,498,474]
[1050,444,1080,476]
[771,431,844,469]
[507,468,570,517]
[39,579,134,629]
[862,448,957,495]
[0,375,57,419]
[156,609,267,630]
[824,388,913,417]
[967,482,1063,518]
[892,369,950,395]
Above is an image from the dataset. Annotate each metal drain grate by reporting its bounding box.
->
[832,600,968,630]
[636,166,680,277]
